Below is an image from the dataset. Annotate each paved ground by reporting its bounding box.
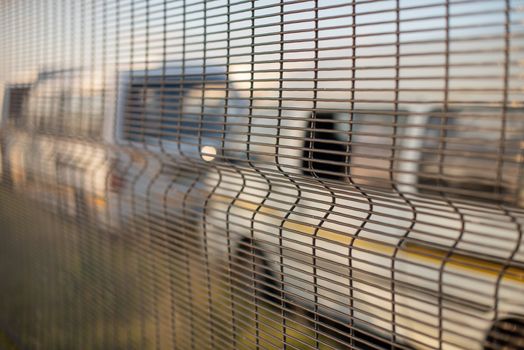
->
[0,187,346,350]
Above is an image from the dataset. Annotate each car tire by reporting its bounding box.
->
[485,318,524,350]
[232,237,282,306]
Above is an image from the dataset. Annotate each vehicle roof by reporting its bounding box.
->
[122,63,227,80]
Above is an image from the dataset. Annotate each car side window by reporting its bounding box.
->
[302,112,347,181]
[180,83,225,140]
[418,108,524,204]
[3,85,30,128]
[123,79,226,144]
[21,79,104,139]
[301,110,399,188]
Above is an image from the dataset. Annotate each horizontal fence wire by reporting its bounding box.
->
[0,0,523,349]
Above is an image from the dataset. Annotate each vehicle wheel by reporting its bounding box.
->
[232,237,282,306]
[485,318,524,350]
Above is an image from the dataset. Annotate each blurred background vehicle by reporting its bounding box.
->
[0,66,249,230]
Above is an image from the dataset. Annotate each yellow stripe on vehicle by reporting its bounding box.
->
[209,193,524,284]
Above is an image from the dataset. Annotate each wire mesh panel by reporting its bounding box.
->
[0,1,523,349]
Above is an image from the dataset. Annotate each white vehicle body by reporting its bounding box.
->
[0,66,249,230]
[202,103,524,349]
[0,70,113,221]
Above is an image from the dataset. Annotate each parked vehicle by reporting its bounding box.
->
[1,69,110,221]
[0,66,249,230]
[202,104,524,349]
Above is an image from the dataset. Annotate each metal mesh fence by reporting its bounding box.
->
[1,1,524,349]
